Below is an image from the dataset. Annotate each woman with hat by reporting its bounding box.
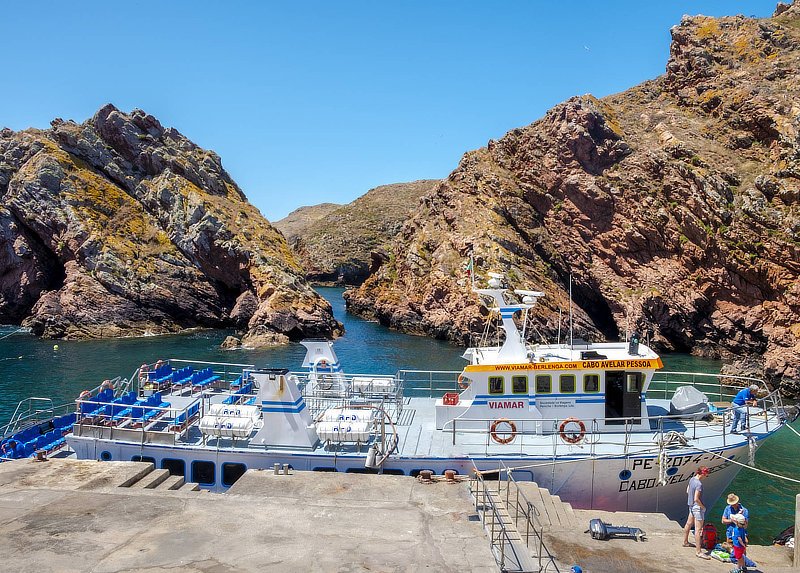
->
[722,493,749,543]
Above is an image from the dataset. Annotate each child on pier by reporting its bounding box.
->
[730,512,748,573]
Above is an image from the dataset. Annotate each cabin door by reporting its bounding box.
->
[604,371,642,425]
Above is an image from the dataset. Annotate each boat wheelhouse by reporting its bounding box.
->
[0,274,793,521]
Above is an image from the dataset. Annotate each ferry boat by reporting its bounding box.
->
[0,274,793,521]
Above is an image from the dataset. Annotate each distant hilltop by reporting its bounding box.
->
[344,3,800,394]
[0,105,341,344]
[274,180,439,285]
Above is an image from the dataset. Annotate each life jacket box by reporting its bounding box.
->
[443,392,459,406]
[316,420,371,443]
[352,377,395,394]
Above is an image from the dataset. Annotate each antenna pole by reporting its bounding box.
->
[558,308,562,346]
[569,274,573,352]
[470,253,475,291]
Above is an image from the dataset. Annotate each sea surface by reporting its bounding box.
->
[0,287,796,543]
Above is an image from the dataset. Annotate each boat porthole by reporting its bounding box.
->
[100,451,112,461]
[666,467,678,476]
[619,469,632,481]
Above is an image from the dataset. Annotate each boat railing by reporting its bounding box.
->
[650,370,774,403]
[131,359,255,395]
[443,389,786,456]
[468,460,559,572]
[397,369,462,397]
[0,397,75,439]
[292,371,405,418]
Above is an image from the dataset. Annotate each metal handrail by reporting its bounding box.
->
[469,462,544,573]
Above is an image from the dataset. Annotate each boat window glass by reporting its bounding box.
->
[192,460,215,485]
[222,462,247,486]
[161,458,185,476]
[488,376,504,394]
[560,374,576,394]
[626,372,643,392]
[584,374,600,393]
[535,375,551,394]
[512,376,528,394]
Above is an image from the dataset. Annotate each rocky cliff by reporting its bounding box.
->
[275,180,439,284]
[0,105,341,343]
[346,5,800,394]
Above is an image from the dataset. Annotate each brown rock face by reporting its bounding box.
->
[274,180,440,285]
[346,6,800,394]
[0,106,341,342]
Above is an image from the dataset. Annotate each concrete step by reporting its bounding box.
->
[117,463,157,488]
[131,469,170,489]
[155,474,185,490]
[180,481,201,491]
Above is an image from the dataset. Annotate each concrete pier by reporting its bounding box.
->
[0,458,495,572]
[0,458,794,572]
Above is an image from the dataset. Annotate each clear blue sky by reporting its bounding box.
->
[2,1,776,221]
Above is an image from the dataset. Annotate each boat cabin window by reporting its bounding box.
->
[535,375,551,394]
[512,375,528,394]
[627,372,644,392]
[584,374,600,393]
[560,374,576,394]
[161,458,185,477]
[192,460,215,485]
[488,376,504,394]
[222,462,247,486]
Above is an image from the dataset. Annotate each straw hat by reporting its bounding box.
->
[727,493,740,505]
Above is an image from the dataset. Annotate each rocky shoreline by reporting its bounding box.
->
[0,105,341,345]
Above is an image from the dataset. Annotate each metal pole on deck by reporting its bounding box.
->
[795,494,800,568]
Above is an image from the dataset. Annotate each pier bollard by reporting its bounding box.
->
[273,463,280,475]
[795,494,800,567]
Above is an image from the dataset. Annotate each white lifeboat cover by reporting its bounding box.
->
[208,404,260,420]
[316,420,371,443]
[199,415,255,438]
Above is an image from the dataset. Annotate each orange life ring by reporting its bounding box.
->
[490,418,517,445]
[559,417,586,444]
[458,375,470,390]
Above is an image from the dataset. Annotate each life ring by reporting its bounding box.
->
[317,359,328,369]
[559,417,586,444]
[490,418,517,445]
[458,375,470,390]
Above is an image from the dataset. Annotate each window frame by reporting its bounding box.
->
[488,376,505,395]
[535,374,552,394]
[583,373,600,393]
[222,462,248,486]
[560,374,576,394]
[511,375,529,395]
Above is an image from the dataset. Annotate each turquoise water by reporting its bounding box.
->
[0,287,797,543]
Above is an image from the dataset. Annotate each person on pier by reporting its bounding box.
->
[682,466,711,559]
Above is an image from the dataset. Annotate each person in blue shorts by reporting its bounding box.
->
[722,493,749,543]
[730,384,759,434]
[729,512,748,573]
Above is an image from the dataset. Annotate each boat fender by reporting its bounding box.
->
[490,418,517,445]
[457,375,470,390]
[559,417,586,444]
